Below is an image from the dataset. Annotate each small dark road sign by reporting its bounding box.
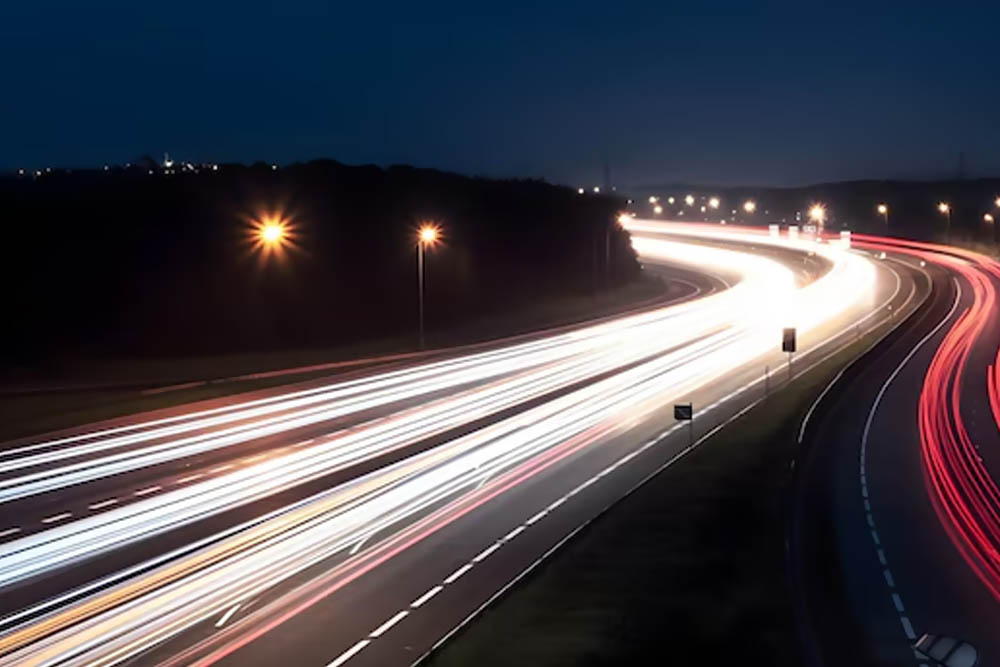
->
[674,403,693,420]
[782,327,797,353]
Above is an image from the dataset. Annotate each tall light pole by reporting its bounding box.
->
[808,203,826,232]
[417,224,440,349]
[938,202,951,242]
[877,203,889,229]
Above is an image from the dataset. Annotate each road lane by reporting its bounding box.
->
[0,223,901,666]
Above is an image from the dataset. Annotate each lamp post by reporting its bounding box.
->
[877,203,889,229]
[417,224,440,349]
[938,202,951,242]
[808,204,826,232]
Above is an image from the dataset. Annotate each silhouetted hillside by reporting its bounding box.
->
[1,161,636,366]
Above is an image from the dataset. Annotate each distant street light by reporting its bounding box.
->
[708,197,720,209]
[995,196,1000,209]
[593,186,601,193]
[648,196,658,204]
[985,213,995,223]
[578,187,585,194]
[938,202,951,241]
[743,200,757,214]
[685,194,695,207]
[808,204,826,225]
[417,224,441,349]
[653,204,663,215]
[877,203,889,227]
[667,196,675,205]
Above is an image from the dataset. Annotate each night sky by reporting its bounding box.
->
[3,1,999,187]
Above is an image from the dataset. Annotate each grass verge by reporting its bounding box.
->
[0,278,669,443]
[424,337,876,667]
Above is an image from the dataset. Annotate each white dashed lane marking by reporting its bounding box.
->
[368,610,408,638]
[443,564,473,584]
[175,473,204,485]
[41,512,72,524]
[134,485,161,497]
[410,586,443,609]
[326,639,370,667]
[88,498,118,510]
[0,527,20,538]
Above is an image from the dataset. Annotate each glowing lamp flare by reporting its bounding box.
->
[419,225,440,245]
[743,200,757,213]
[708,197,720,209]
[986,213,995,223]
[653,205,663,215]
[684,194,695,207]
[808,204,826,223]
[938,202,950,214]
[877,204,888,215]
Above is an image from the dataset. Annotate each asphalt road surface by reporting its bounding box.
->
[0,223,912,666]
[793,235,1000,667]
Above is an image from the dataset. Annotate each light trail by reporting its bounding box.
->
[0,224,880,665]
[855,234,1000,606]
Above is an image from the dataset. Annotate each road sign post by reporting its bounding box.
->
[674,402,693,446]
[782,327,796,382]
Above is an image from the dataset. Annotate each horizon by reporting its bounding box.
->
[4,2,999,187]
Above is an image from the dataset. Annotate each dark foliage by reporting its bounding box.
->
[1,162,636,366]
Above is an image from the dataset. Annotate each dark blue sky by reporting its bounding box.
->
[3,1,999,186]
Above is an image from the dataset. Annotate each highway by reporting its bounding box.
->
[0,222,910,666]
[793,236,1000,666]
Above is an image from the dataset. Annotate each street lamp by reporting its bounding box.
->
[938,202,951,241]
[995,196,1000,209]
[877,203,889,227]
[685,194,695,207]
[808,204,826,225]
[653,204,663,215]
[250,214,293,258]
[417,224,440,349]
[667,196,675,205]
[708,197,720,210]
[985,213,994,223]
[743,200,757,214]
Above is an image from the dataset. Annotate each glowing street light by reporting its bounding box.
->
[877,203,889,226]
[648,196,658,204]
[808,204,826,225]
[578,187,585,194]
[260,222,284,245]
[938,202,951,241]
[743,200,757,214]
[985,213,995,223]
[667,196,675,205]
[251,214,293,258]
[995,197,1000,208]
[708,197,720,209]
[417,223,441,348]
[653,204,663,215]
[684,194,695,207]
